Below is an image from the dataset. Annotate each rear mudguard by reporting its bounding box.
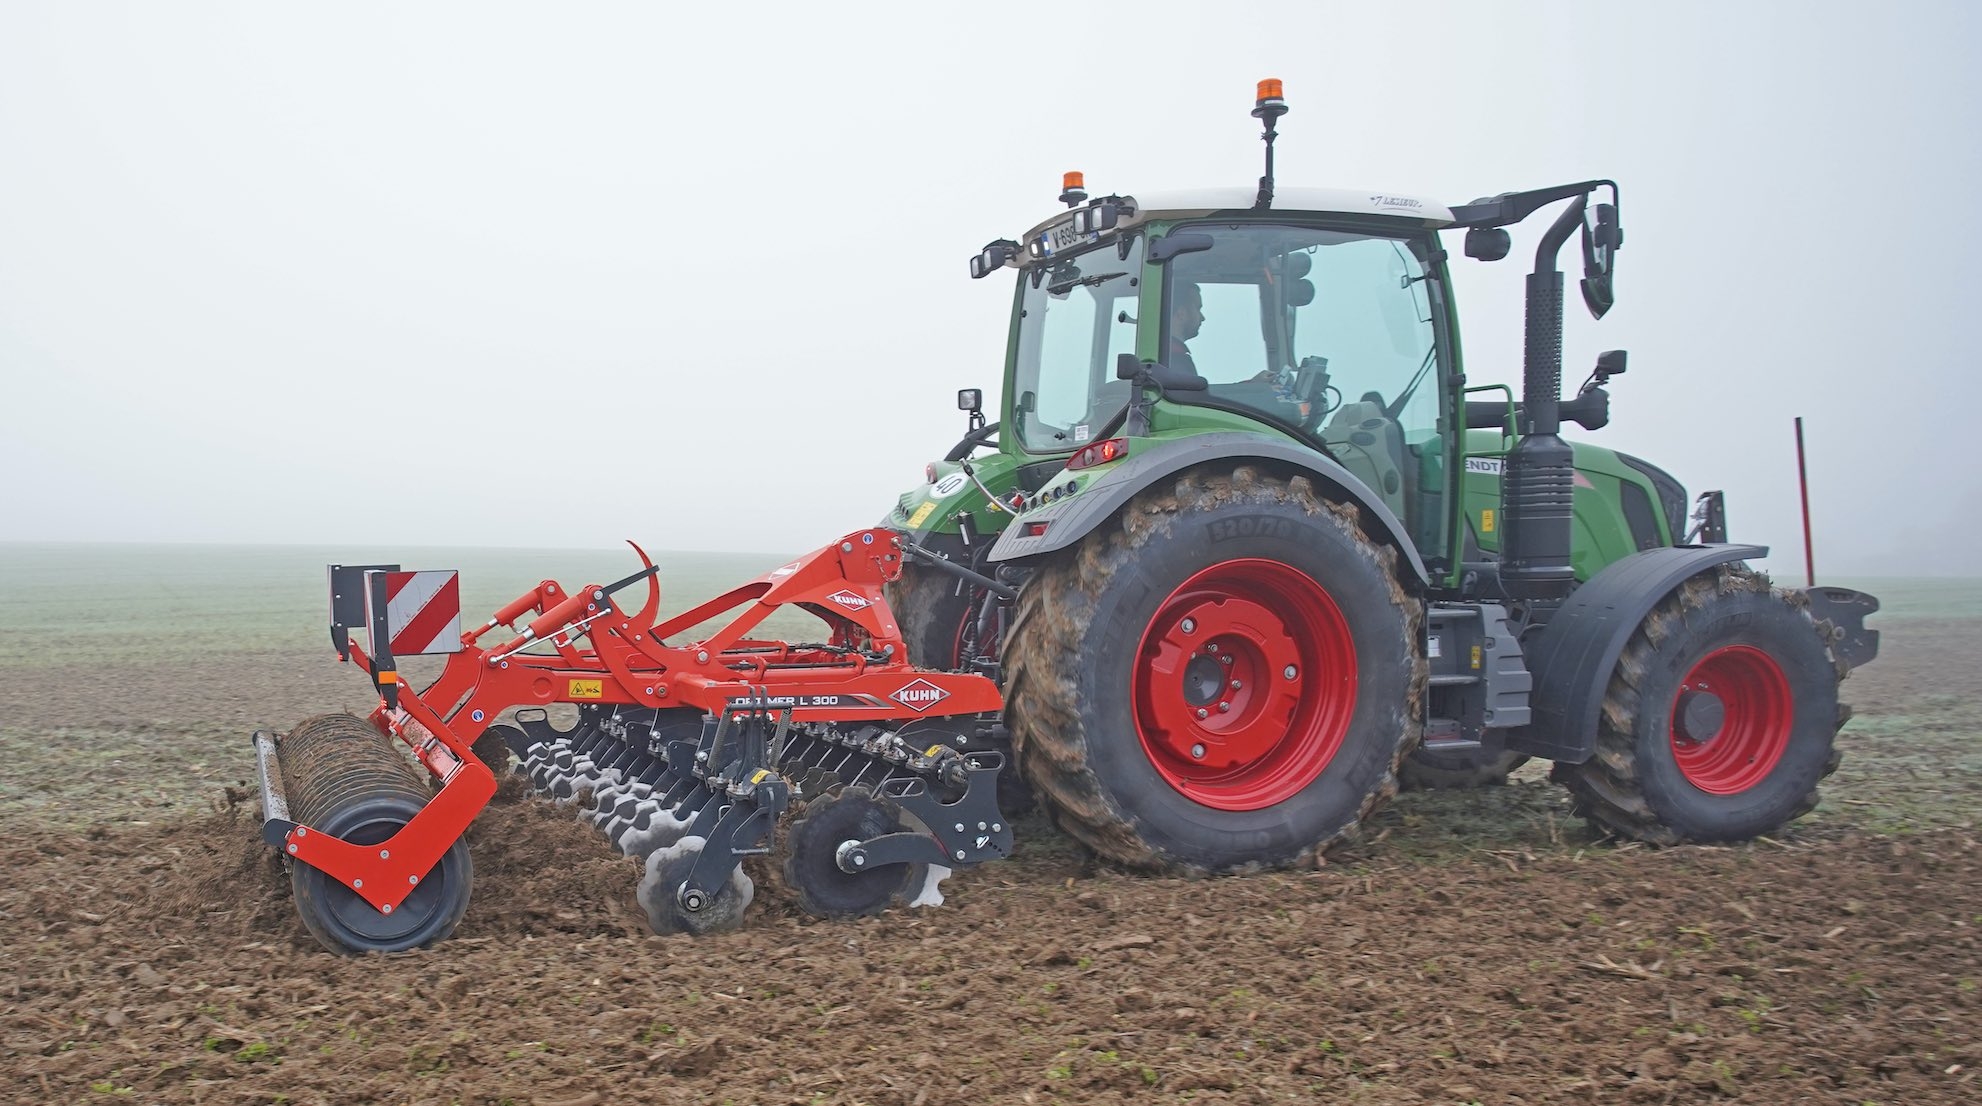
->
[1512,543,1768,762]
[983,432,1430,588]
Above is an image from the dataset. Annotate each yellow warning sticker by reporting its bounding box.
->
[1470,645,1482,670]
[1480,508,1496,534]
[927,744,946,757]
[567,679,603,699]
[751,768,771,784]
[907,501,937,528]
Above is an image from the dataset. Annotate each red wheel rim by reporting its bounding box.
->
[1668,644,1792,794]
[1131,559,1356,810]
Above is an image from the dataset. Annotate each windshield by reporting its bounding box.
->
[1164,223,1449,552]
[1009,234,1144,452]
[1163,224,1440,431]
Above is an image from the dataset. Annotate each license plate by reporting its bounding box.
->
[1047,221,1096,253]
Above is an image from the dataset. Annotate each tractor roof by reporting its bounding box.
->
[1018,186,1456,249]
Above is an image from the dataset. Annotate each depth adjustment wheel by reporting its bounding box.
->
[278,714,474,954]
[783,787,923,919]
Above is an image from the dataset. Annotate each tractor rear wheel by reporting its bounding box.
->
[1398,745,1530,790]
[1003,466,1422,874]
[1553,565,1846,844]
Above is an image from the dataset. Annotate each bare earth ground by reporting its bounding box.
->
[2,617,1979,1104]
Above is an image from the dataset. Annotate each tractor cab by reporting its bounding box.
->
[992,188,1462,563]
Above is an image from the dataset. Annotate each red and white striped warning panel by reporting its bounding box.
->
[367,570,463,655]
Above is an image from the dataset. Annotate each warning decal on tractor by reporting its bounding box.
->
[1480,508,1496,534]
[568,679,603,699]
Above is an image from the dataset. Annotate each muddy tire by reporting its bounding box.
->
[1553,565,1847,844]
[1398,746,1530,790]
[884,563,972,670]
[1003,466,1423,874]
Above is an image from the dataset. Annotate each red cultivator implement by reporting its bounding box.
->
[254,529,1011,953]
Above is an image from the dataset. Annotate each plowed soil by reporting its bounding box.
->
[4,610,1979,1104]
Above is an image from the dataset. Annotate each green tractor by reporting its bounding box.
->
[886,81,1879,873]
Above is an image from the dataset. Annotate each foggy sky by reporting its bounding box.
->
[2,1,1976,577]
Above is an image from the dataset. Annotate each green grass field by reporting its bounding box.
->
[0,541,825,669]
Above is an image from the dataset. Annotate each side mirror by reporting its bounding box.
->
[1148,232,1214,262]
[957,388,983,413]
[1579,201,1622,319]
[1594,349,1627,381]
[969,239,1019,280]
[1115,352,1142,381]
[1464,227,1511,262]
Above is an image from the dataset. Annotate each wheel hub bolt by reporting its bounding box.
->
[1217,701,1230,713]
[1180,618,1196,634]
[1190,744,1206,759]
[1195,708,1208,720]
[1283,665,1298,680]
[1230,680,1242,690]
[1206,641,1220,653]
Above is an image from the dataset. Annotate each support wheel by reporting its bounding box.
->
[783,787,922,919]
[280,714,473,954]
[291,796,475,954]
[1398,745,1530,790]
[638,837,753,936]
[1003,466,1422,874]
[1553,565,1847,844]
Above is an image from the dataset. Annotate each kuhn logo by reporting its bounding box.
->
[891,678,950,713]
[826,589,871,611]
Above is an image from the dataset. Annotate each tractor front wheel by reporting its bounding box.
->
[1553,565,1846,844]
[1003,466,1422,874]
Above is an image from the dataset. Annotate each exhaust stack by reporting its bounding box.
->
[1498,197,1589,609]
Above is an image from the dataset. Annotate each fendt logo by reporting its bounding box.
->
[826,589,871,611]
[891,678,950,713]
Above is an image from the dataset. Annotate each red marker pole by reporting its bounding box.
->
[1794,417,1815,587]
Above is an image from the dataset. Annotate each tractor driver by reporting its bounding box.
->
[1167,281,1203,375]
